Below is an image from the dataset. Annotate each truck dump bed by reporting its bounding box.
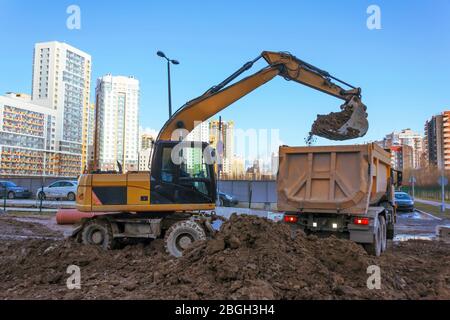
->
[277,143,391,215]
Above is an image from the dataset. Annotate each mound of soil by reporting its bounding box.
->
[0,216,62,240]
[0,214,448,300]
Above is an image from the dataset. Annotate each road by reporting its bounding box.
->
[0,198,74,209]
[394,210,449,241]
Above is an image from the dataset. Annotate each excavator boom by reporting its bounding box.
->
[157,51,368,142]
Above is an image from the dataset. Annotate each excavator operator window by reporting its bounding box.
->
[161,147,175,183]
[150,142,216,205]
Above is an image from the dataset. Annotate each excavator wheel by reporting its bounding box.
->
[81,219,117,250]
[164,220,206,257]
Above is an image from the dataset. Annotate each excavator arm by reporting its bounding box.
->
[157,51,368,142]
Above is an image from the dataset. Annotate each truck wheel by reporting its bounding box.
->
[81,219,117,250]
[387,222,395,240]
[379,215,387,252]
[164,220,206,257]
[364,215,382,257]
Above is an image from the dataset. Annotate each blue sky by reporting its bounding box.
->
[1,0,449,149]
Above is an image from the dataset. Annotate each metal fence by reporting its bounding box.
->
[218,180,277,205]
[0,175,78,212]
[0,176,278,212]
[402,185,450,201]
[0,175,77,196]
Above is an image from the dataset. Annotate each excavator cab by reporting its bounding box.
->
[150,140,217,205]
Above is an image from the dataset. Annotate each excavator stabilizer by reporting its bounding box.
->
[310,96,368,141]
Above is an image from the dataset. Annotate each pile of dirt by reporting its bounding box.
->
[0,214,449,300]
[0,216,63,240]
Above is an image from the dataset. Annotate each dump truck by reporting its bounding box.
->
[279,143,399,256]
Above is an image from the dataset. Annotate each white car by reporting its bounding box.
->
[36,180,78,201]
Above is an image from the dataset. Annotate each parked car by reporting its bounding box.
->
[0,181,31,199]
[36,180,78,201]
[394,192,414,212]
[218,191,239,207]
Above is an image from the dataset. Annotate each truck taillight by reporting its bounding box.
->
[284,215,298,224]
[354,217,369,225]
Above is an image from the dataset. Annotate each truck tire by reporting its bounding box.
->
[81,219,117,250]
[364,215,383,257]
[379,215,387,252]
[165,220,206,257]
[387,222,395,240]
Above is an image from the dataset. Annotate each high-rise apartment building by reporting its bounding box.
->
[382,128,424,169]
[0,93,80,176]
[140,133,155,151]
[209,120,234,160]
[185,121,210,172]
[390,144,414,172]
[423,113,450,170]
[138,148,153,171]
[81,103,96,170]
[442,111,450,170]
[138,131,156,171]
[31,41,91,173]
[209,120,236,177]
[95,75,140,171]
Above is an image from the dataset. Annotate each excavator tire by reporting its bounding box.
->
[81,219,117,250]
[164,220,206,257]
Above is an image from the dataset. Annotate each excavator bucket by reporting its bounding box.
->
[309,96,368,141]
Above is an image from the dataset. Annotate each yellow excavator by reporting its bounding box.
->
[74,51,368,256]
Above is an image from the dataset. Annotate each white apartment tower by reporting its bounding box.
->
[95,75,140,171]
[382,128,424,169]
[186,121,210,171]
[31,41,91,174]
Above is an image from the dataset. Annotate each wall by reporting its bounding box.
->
[218,180,277,208]
[0,176,278,204]
[0,175,77,196]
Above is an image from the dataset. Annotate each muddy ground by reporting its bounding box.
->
[0,214,449,300]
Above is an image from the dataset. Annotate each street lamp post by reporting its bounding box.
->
[157,51,179,118]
